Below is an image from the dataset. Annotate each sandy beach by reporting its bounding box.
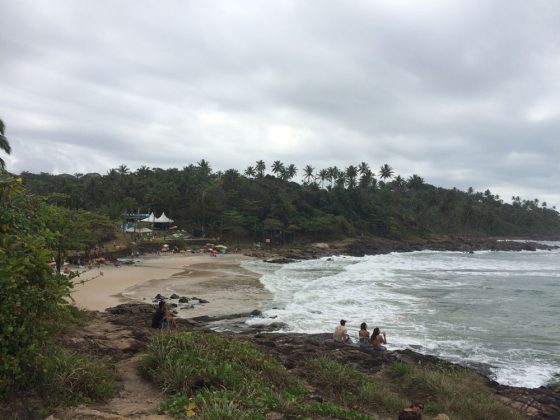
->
[71,254,271,318]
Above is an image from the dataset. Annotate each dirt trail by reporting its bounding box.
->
[51,309,171,419]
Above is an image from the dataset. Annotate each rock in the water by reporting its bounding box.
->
[154,293,166,301]
[198,298,209,304]
[251,309,263,317]
[178,296,189,303]
[170,293,180,299]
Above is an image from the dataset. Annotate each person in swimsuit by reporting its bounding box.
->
[370,327,387,351]
[358,322,370,348]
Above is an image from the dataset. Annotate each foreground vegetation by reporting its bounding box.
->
[21,160,560,242]
[142,331,522,419]
[0,173,116,414]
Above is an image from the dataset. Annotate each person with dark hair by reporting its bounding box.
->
[151,300,177,329]
[370,327,387,351]
[333,319,350,343]
[358,322,370,348]
[398,401,424,419]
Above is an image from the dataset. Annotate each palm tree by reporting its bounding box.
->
[244,166,256,178]
[345,165,358,189]
[407,174,424,190]
[197,159,211,175]
[285,164,297,181]
[136,165,152,177]
[255,160,266,178]
[358,162,370,177]
[303,165,315,184]
[117,164,130,175]
[271,160,285,178]
[318,168,328,188]
[0,118,12,170]
[379,164,394,181]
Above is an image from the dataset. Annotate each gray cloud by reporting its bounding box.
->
[1,0,559,207]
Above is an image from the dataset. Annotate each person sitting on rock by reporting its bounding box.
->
[370,327,387,351]
[358,322,370,348]
[333,319,350,343]
[151,301,177,329]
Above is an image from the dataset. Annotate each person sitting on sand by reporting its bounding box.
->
[370,327,387,351]
[333,319,350,343]
[358,322,370,348]
[398,401,424,419]
[151,301,177,329]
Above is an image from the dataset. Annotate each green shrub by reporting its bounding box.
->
[0,177,72,397]
[34,347,115,406]
[383,361,524,420]
[144,332,370,419]
[304,357,406,415]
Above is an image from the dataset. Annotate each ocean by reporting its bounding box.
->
[244,243,560,389]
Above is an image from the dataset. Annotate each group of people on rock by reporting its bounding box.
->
[333,319,387,351]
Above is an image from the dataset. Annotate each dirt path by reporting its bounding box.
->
[51,310,172,419]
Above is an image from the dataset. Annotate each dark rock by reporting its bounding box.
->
[154,293,166,301]
[251,309,263,317]
[178,296,189,303]
[108,303,154,315]
[265,258,297,264]
[198,298,209,304]
[170,293,180,299]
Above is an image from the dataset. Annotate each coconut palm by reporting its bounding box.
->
[0,118,12,170]
[271,160,285,178]
[379,163,394,181]
[345,165,358,189]
[255,160,266,177]
[244,166,256,178]
[285,164,297,181]
[407,174,424,190]
[303,165,315,184]
[117,164,130,175]
[318,168,328,188]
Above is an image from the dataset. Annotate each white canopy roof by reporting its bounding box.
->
[155,212,173,223]
[125,227,152,233]
[140,212,156,223]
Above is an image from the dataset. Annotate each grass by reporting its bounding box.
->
[141,331,369,419]
[141,331,525,419]
[33,346,115,407]
[382,361,525,420]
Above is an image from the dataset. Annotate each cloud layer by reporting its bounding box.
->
[1,0,559,207]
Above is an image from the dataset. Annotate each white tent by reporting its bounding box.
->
[125,227,152,233]
[141,212,156,223]
[155,212,174,223]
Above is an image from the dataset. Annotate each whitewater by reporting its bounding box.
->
[244,243,560,388]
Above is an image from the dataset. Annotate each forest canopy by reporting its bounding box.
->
[20,161,560,241]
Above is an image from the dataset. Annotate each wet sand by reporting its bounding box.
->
[71,254,271,317]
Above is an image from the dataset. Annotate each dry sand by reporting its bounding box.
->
[71,254,271,318]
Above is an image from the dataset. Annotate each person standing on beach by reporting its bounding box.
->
[333,319,350,343]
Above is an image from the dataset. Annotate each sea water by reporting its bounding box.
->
[244,243,560,388]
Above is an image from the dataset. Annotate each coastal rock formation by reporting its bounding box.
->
[53,304,559,419]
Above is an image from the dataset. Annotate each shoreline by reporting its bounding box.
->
[71,254,271,318]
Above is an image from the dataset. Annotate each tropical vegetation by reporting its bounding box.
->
[19,160,560,241]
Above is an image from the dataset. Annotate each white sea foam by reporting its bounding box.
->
[245,249,560,388]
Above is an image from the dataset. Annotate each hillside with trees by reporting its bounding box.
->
[21,160,560,241]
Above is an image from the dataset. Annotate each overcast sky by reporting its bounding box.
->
[1,0,559,207]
